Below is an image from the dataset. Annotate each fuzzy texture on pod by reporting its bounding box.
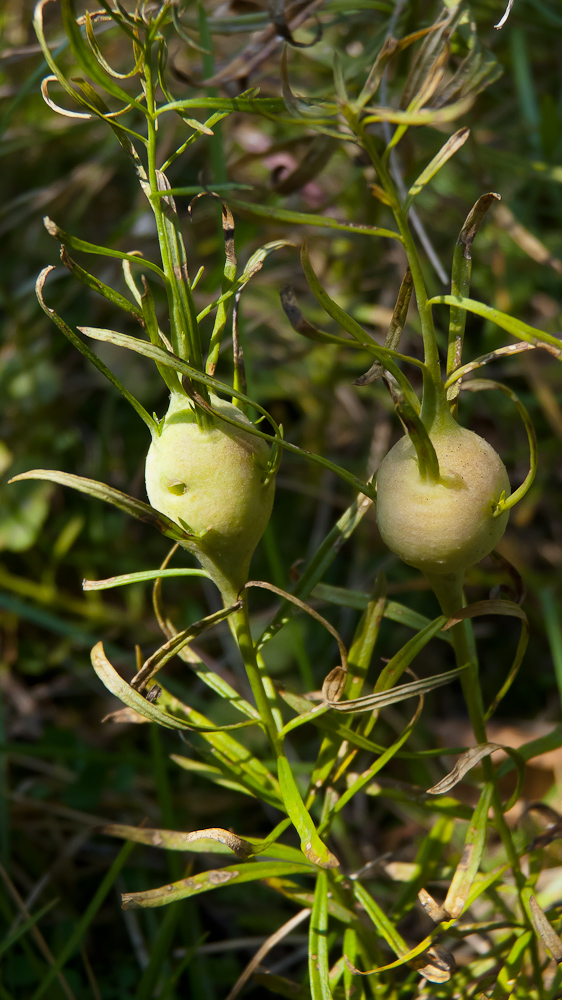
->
[375,419,510,576]
[145,392,275,592]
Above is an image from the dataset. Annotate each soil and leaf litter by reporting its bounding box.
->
[3,1,562,998]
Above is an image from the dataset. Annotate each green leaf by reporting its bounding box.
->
[309,871,332,1000]
[323,663,467,712]
[405,128,470,209]
[91,642,258,734]
[60,0,145,110]
[60,246,144,320]
[132,603,242,690]
[9,469,188,541]
[277,757,339,869]
[44,217,166,281]
[429,293,562,355]
[374,616,449,692]
[259,493,375,649]
[446,193,500,379]
[460,379,537,517]
[300,242,423,409]
[442,783,494,919]
[443,599,529,721]
[353,882,408,958]
[155,95,287,117]
[83,567,209,590]
[160,691,283,808]
[226,197,400,240]
[77,325,377,501]
[121,861,315,909]
[36,266,157,433]
[311,584,452,641]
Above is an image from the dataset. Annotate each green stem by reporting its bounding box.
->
[427,571,538,949]
[219,582,282,754]
[357,124,441,384]
[143,39,210,426]
[144,48,183,358]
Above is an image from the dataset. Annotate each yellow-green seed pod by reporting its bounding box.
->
[145,393,275,593]
[376,420,510,576]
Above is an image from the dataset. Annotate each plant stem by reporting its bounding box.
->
[143,39,210,428]
[220,582,282,754]
[427,572,538,945]
[356,122,441,385]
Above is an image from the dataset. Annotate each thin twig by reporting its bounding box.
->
[224,908,311,1000]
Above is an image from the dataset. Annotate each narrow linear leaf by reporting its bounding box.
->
[83,567,209,590]
[429,293,562,355]
[227,197,400,240]
[353,882,408,959]
[77,325,377,500]
[443,599,529,721]
[354,269,413,385]
[36,266,156,432]
[406,128,470,208]
[9,469,188,542]
[460,379,537,516]
[44,217,166,280]
[528,896,562,961]
[427,742,525,810]
[101,824,254,859]
[363,94,476,127]
[121,861,314,909]
[60,0,144,110]
[132,602,242,690]
[91,643,257,734]
[442,783,494,919]
[447,192,500,378]
[312,584,451,638]
[155,96,287,117]
[309,871,331,1000]
[277,756,339,869]
[324,663,467,713]
[60,247,143,320]
[279,689,386,755]
[259,491,374,649]
[301,242,423,410]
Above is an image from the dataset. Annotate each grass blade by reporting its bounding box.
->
[309,871,331,1000]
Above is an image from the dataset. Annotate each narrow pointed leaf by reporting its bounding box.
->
[36,266,156,432]
[83,567,209,591]
[528,896,562,961]
[442,783,494,919]
[405,128,470,209]
[227,197,400,240]
[91,643,257,733]
[121,861,314,909]
[429,293,562,355]
[44,217,166,280]
[9,469,187,541]
[309,871,331,1000]
[60,0,144,110]
[324,663,467,713]
[277,756,339,869]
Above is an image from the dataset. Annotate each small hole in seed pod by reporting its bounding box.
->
[168,482,187,496]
